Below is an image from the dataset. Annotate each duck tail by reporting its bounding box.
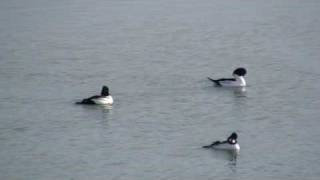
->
[202,141,221,148]
[208,77,221,86]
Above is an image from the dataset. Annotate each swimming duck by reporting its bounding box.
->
[208,68,247,87]
[76,86,113,105]
[203,132,240,151]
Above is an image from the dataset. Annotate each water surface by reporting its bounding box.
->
[1,0,320,179]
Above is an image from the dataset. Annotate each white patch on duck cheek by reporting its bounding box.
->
[231,139,236,143]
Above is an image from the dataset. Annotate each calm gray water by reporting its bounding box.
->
[1,0,320,179]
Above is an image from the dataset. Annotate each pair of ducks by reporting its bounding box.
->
[76,67,247,105]
[76,68,246,151]
[205,67,246,152]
